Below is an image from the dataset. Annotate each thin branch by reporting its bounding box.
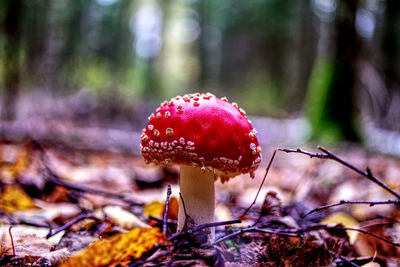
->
[163,185,172,234]
[148,216,177,225]
[281,225,400,247]
[212,223,400,249]
[278,147,400,200]
[168,219,242,241]
[338,256,360,267]
[46,211,95,238]
[339,226,400,247]
[304,199,400,217]
[318,146,400,199]
[211,226,299,246]
[242,148,279,217]
[43,165,143,206]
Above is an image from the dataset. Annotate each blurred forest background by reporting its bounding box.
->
[0,0,400,154]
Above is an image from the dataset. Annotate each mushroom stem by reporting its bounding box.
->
[177,165,215,241]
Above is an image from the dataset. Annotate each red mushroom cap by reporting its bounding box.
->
[140,93,262,182]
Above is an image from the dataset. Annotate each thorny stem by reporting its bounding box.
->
[242,148,279,217]
[304,199,400,217]
[279,146,400,200]
[163,185,172,234]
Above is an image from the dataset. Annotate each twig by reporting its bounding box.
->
[304,199,400,217]
[46,211,95,238]
[242,148,279,217]
[43,165,143,206]
[338,256,360,267]
[163,185,172,234]
[339,227,400,247]
[281,224,400,247]
[211,226,299,246]
[279,146,400,200]
[149,216,177,225]
[212,222,400,249]
[168,219,242,241]
[8,226,15,256]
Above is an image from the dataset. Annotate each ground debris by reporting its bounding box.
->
[1,142,400,266]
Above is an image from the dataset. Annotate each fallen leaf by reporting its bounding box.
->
[321,212,359,244]
[259,191,282,218]
[56,232,98,253]
[103,205,150,229]
[0,147,30,182]
[144,201,164,217]
[163,196,179,221]
[0,225,64,246]
[0,230,53,256]
[354,219,400,258]
[144,197,179,220]
[41,248,70,265]
[61,227,168,267]
[0,185,36,213]
[360,261,381,267]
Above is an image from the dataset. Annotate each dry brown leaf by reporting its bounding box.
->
[61,227,168,267]
[260,191,282,218]
[0,230,53,256]
[0,185,36,213]
[354,219,400,258]
[360,261,381,267]
[41,248,71,265]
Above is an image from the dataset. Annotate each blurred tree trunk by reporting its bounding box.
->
[293,0,317,106]
[305,0,360,142]
[25,1,50,80]
[1,0,25,121]
[380,0,400,131]
[197,0,207,90]
[382,0,400,85]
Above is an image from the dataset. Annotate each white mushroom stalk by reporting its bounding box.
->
[177,165,215,241]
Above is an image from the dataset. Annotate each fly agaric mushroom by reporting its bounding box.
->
[140,93,261,241]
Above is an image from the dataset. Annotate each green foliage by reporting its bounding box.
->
[304,59,347,143]
[235,70,286,116]
[64,58,113,93]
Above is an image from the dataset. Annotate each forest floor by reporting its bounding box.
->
[0,138,399,266]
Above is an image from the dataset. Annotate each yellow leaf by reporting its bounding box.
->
[321,212,359,244]
[1,149,30,181]
[143,201,164,217]
[61,227,168,267]
[0,185,36,213]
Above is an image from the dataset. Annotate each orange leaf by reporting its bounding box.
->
[61,227,168,267]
